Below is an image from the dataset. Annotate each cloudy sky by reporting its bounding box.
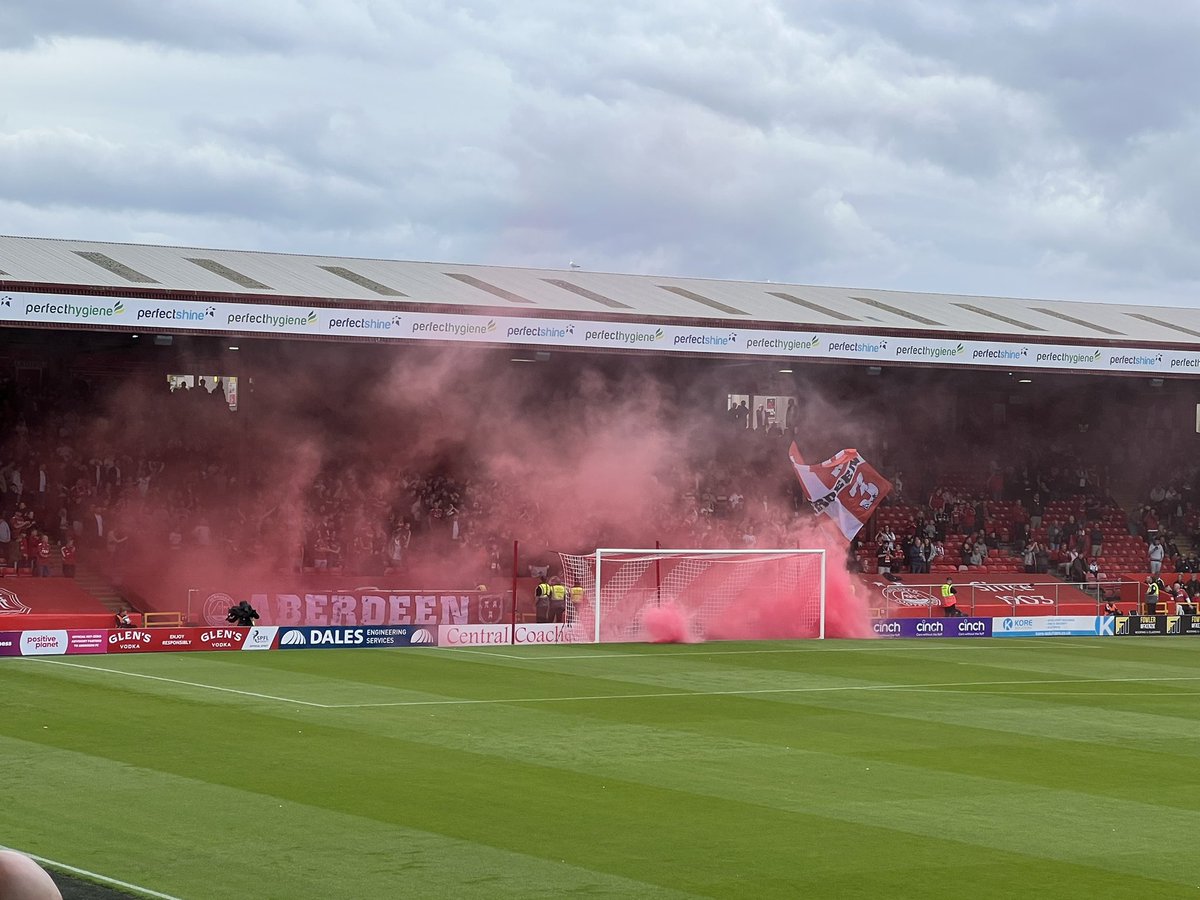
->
[2,0,1198,306]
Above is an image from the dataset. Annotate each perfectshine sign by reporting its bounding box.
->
[2,290,1195,374]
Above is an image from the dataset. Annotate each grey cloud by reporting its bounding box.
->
[808,0,1200,152]
[2,0,1200,310]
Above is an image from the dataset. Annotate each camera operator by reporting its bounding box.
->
[226,600,260,627]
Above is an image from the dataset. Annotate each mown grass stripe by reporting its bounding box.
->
[4,641,1200,897]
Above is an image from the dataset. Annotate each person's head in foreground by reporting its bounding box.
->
[0,851,62,900]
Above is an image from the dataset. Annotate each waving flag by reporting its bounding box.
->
[789,443,892,541]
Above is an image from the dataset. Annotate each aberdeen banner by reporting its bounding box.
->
[195,588,510,627]
[789,445,891,541]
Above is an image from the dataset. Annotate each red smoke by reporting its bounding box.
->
[47,342,874,640]
[642,604,695,643]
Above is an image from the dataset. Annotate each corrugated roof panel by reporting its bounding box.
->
[542,279,634,310]
[658,285,750,316]
[850,296,944,327]
[72,250,160,284]
[1032,307,1124,336]
[1124,312,1200,341]
[767,291,860,322]
[953,303,1046,332]
[185,258,272,290]
[444,272,537,305]
[318,265,406,297]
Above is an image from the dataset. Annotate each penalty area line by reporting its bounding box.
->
[449,638,1111,662]
[28,659,331,708]
[0,845,183,900]
[325,674,1200,709]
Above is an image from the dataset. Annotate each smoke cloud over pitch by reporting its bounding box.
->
[76,341,873,638]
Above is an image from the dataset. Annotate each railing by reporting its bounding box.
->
[878,579,1143,617]
[143,611,184,628]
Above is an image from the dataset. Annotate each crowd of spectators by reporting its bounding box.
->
[3,365,1200,599]
[845,439,1200,593]
[0,373,822,587]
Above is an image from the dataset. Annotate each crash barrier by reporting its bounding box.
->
[859,575,1136,618]
[0,625,440,656]
[872,614,1200,637]
[8,616,1200,656]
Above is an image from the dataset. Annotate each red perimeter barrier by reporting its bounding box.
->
[0,626,278,657]
[856,573,1109,617]
[0,576,119,630]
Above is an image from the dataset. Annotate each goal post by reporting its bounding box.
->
[558,548,826,643]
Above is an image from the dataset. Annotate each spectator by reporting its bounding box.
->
[0,514,11,570]
[60,537,76,577]
[878,526,896,555]
[1148,538,1165,576]
[35,531,52,577]
[876,542,892,577]
[1067,553,1087,584]
[1022,541,1038,574]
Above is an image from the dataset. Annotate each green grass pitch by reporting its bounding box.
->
[3,639,1200,899]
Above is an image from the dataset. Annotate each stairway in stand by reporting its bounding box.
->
[72,560,131,617]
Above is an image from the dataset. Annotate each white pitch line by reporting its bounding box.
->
[892,696,1200,700]
[442,638,1110,662]
[438,647,530,660]
[325,674,1200,709]
[28,659,331,708]
[0,846,183,900]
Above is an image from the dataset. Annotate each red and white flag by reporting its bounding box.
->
[788,443,892,541]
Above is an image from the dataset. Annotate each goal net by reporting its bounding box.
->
[558,548,826,643]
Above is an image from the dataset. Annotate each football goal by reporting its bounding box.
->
[558,548,826,643]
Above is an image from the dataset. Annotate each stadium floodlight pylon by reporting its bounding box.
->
[558,548,826,643]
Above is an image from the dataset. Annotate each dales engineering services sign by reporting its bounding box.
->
[276,626,438,649]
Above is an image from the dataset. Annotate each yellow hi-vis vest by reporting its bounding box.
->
[535,582,550,600]
[569,585,584,604]
[549,584,568,602]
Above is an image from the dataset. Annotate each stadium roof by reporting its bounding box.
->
[0,233,1196,347]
